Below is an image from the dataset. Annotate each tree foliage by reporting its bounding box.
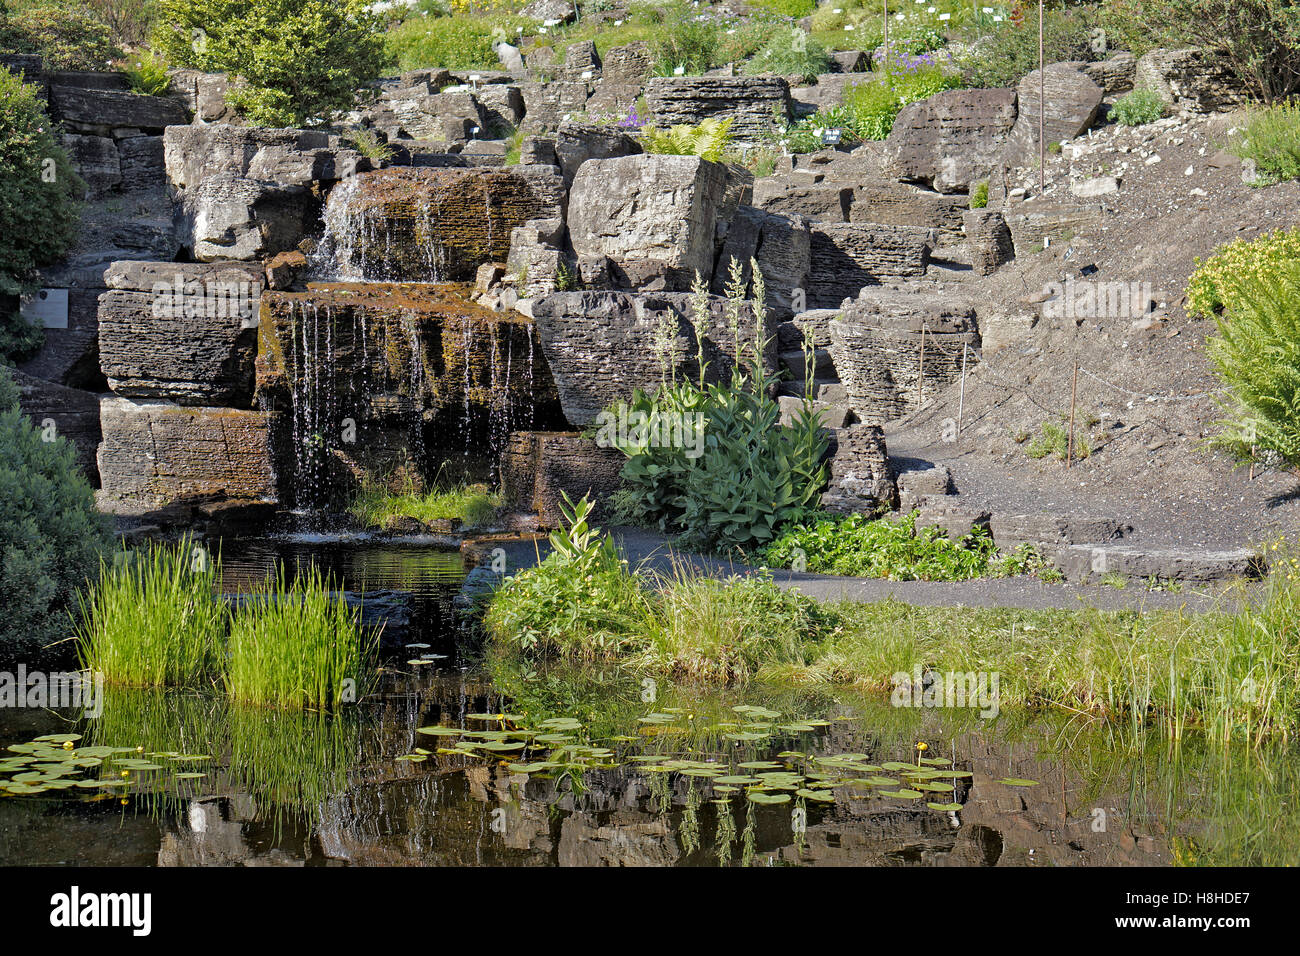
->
[151,0,386,127]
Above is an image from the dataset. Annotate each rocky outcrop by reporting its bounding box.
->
[1082,52,1137,96]
[807,223,934,308]
[1003,200,1105,257]
[506,217,567,297]
[964,208,1014,275]
[96,397,276,512]
[48,84,188,135]
[1135,48,1250,114]
[531,290,775,426]
[97,261,264,406]
[319,165,564,281]
[519,81,591,133]
[829,287,979,424]
[711,206,810,320]
[568,154,736,292]
[882,88,1018,193]
[553,119,642,186]
[850,180,970,238]
[819,424,897,514]
[501,431,625,527]
[644,76,791,140]
[1005,64,1103,164]
[164,124,369,261]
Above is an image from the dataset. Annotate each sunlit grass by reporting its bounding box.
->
[225,567,378,709]
[76,538,226,688]
[348,479,501,531]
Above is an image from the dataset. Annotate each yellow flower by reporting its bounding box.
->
[62,740,74,750]
[916,741,928,752]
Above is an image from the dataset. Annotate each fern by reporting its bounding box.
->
[640,118,734,162]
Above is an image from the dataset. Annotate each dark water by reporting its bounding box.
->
[1,539,1298,867]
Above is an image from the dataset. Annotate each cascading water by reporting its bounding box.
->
[268,166,565,521]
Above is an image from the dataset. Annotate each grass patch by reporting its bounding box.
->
[348,479,501,530]
[1109,85,1166,126]
[77,538,225,688]
[1228,100,1300,187]
[226,567,377,709]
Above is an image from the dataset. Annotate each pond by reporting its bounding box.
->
[1,538,1297,867]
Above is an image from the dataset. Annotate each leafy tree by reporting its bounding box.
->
[0,367,110,665]
[152,0,386,127]
[0,0,121,70]
[0,67,83,364]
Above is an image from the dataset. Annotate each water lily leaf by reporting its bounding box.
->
[747,791,790,804]
[927,802,963,811]
[998,778,1039,787]
[416,726,464,736]
[174,772,207,780]
[916,781,955,792]
[713,775,760,785]
[881,789,924,799]
[796,788,834,802]
[737,761,782,770]
[919,757,952,766]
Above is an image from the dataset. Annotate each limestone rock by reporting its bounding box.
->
[1135,48,1250,114]
[521,0,576,23]
[645,76,791,140]
[61,133,120,198]
[98,260,264,406]
[753,181,853,222]
[819,424,897,514]
[501,431,624,528]
[531,290,776,426]
[602,42,653,84]
[12,369,101,484]
[1003,200,1105,257]
[97,397,276,511]
[850,180,969,238]
[165,124,367,261]
[963,208,1014,276]
[48,85,188,134]
[554,119,643,186]
[830,287,979,424]
[1005,64,1103,164]
[807,223,934,308]
[882,88,1018,193]
[1082,52,1137,96]
[319,165,564,281]
[519,81,591,133]
[568,154,731,291]
[711,206,810,320]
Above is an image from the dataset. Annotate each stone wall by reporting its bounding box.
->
[501,431,625,527]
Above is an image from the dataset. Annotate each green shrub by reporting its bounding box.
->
[843,61,962,140]
[385,13,501,71]
[0,68,83,363]
[639,117,734,160]
[1109,85,1165,126]
[742,26,831,82]
[752,0,815,18]
[0,0,121,70]
[343,126,395,164]
[152,0,386,127]
[83,0,156,45]
[757,511,1002,582]
[226,565,376,708]
[969,180,989,208]
[1187,228,1300,319]
[1100,0,1300,104]
[1228,101,1300,187]
[782,106,858,153]
[959,4,1102,89]
[0,367,109,666]
[120,48,172,96]
[484,495,657,660]
[1206,262,1300,471]
[76,537,225,687]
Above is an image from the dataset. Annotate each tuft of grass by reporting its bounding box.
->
[225,566,377,709]
[1228,100,1300,187]
[969,180,989,209]
[77,538,226,688]
[344,127,395,164]
[1025,419,1093,461]
[348,480,500,530]
[1109,85,1166,126]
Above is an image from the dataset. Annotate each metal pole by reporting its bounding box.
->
[957,342,968,434]
[1068,362,1078,468]
[1039,0,1046,195]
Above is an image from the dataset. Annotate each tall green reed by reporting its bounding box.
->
[76,537,225,687]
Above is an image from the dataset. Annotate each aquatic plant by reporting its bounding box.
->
[76,537,225,687]
[225,566,378,709]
